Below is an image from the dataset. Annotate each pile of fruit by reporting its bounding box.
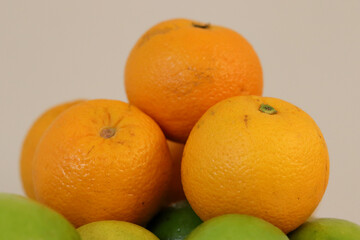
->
[1,18,359,239]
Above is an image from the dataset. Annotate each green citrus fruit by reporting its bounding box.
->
[186,214,288,240]
[77,220,159,240]
[147,200,202,240]
[0,193,80,240]
[288,218,360,240]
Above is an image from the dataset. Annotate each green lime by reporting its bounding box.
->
[0,193,80,240]
[147,200,202,240]
[288,218,360,240]
[186,214,288,240]
[77,220,159,240]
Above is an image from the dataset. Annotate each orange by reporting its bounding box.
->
[33,99,172,227]
[166,140,186,203]
[125,18,263,143]
[181,96,329,233]
[20,100,83,199]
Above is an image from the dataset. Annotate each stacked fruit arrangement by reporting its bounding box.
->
[1,18,359,239]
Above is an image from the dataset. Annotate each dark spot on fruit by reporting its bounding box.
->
[244,115,248,127]
[192,22,211,29]
[86,145,95,156]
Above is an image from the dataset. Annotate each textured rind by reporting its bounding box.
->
[125,18,263,142]
[181,96,330,233]
[20,100,83,199]
[77,220,159,240]
[288,218,360,239]
[187,214,288,240]
[33,99,172,227]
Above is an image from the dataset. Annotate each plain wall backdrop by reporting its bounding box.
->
[1,0,359,224]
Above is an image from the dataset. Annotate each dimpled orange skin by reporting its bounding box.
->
[33,99,172,227]
[125,18,263,143]
[181,96,329,233]
[20,100,84,199]
[166,140,186,204]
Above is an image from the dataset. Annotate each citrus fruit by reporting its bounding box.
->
[186,214,288,240]
[181,95,329,233]
[20,99,83,199]
[147,200,202,240]
[125,18,263,142]
[77,220,159,240]
[0,193,80,240]
[288,218,360,240]
[166,140,186,203]
[33,99,172,227]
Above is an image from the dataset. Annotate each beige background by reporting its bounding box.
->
[1,0,359,224]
